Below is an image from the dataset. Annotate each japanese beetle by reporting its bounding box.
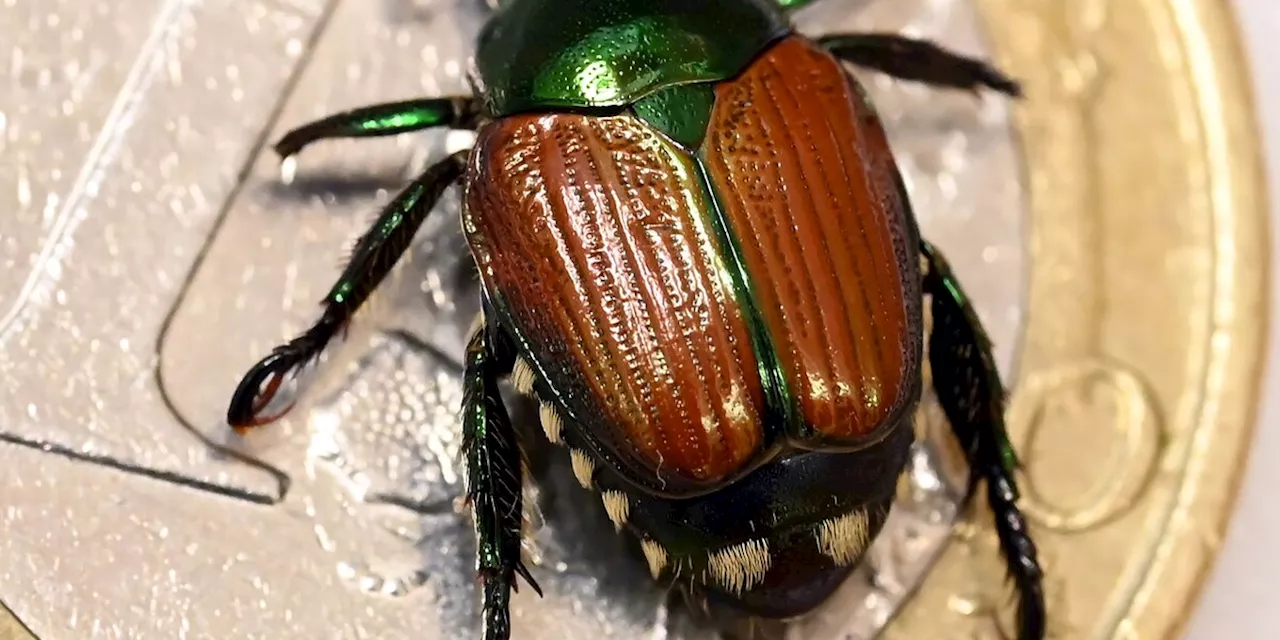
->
[225,0,1045,638]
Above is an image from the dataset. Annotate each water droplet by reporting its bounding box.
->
[279,156,297,184]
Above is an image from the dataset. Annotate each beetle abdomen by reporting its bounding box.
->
[701,36,922,443]
[464,114,768,488]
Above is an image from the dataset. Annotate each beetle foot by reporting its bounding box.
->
[226,343,314,432]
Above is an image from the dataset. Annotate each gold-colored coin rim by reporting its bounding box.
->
[884,0,1269,638]
[0,604,31,640]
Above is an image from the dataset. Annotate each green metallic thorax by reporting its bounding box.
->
[475,0,793,116]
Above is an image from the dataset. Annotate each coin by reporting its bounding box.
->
[880,0,1270,638]
[0,0,1265,639]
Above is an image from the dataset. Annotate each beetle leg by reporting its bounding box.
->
[225,150,470,430]
[920,240,1046,640]
[818,33,1022,97]
[273,96,482,159]
[462,312,542,640]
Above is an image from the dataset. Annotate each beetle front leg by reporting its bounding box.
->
[819,34,1022,97]
[920,240,1045,640]
[273,96,481,158]
[226,150,470,431]
[462,311,542,640]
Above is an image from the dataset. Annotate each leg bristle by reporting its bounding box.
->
[569,449,594,489]
[814,509,871,566]
[537,402,563,444]
[511,358,536,395]
[640,538,668,579]
[601,490,630,531]
[707,539,772,594]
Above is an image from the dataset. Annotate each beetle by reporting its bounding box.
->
[224,0,1045,638]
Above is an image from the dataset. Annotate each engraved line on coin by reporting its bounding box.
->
[888,2,1105,635]
[0,600,35,640]
[0,0,338,503]
[0,433,278,505]
[0,0,196,344]
[938,520,1026,640]
[991,0,1112,359]
[1049,0,1113,355]
[150,0,347,504]
[948,514,1073,639]
[883,0,1262,637]
[1062,0,1111,355]
[933,365,1162,633]
[1006,359,1166,533]
[1109,0,1257,636]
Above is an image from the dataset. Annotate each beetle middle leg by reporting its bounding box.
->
[460,309,542,640]
[226,150,470,430]
[818,33,1022,97]
[273,96,482,158]
[920,239,1046,640]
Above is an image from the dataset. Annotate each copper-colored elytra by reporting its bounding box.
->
[701,35,915,440]
[463,113,766,483]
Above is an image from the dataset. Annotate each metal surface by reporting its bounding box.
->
[1,0,1021,638]
[1186,2,1280,639]
[1,0,1268,638]
[0,0,1022,638]
[885,0,1268,637]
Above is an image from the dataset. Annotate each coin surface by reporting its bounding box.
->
[0,0,1266,639]
[0,605,30,640]
[883,0,1269,638]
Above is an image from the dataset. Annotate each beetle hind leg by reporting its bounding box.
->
[818,33,1022,97]
[920,240,1046,640]
[273,96,482,159]
[461,311,543,640]
[226,151,470,431]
